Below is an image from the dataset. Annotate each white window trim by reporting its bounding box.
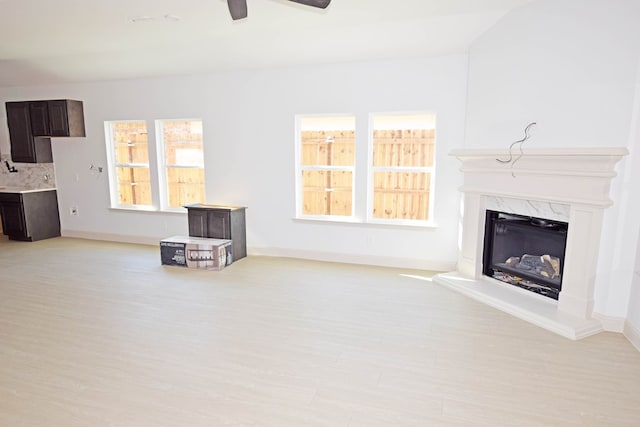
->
[155,119,205,212]
[104,120,159,210]
[294,114,357,220]
[105,119,205,213]
[294,112,437,227]
[366,112,437,226]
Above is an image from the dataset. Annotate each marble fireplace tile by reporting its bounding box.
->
[485,196,570,222]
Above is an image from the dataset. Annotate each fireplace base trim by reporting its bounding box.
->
[434,271,603,340]
[623,321,640,353]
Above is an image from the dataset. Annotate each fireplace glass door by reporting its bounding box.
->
[483,210,568,300]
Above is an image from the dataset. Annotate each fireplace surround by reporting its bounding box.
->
[434,147,628,339]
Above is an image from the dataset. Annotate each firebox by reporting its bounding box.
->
[482,210,568,300]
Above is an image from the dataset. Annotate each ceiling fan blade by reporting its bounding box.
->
[287,0,331,9]
[227,0,248,20]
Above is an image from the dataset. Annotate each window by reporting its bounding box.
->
[157,120,205,209]
[105,119,205,211]
[106,121,152,207]
[369,113,436,223]
[295,112,436,225]
[297,116,355,218]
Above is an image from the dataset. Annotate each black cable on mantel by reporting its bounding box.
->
[4,160,17,173]
[496,122,537,177]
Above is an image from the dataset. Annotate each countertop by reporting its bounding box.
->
[184,203,246,211]
[0,186,57,194]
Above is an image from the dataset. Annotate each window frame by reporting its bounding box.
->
[155,119,206,212]
[295,114,357,221]
[366,112,437,226]
[104,120,156,211]
[105,118,206,213]
[294,111,437,227]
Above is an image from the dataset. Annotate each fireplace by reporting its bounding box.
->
[483,210,568,300]
[433,147,628,339]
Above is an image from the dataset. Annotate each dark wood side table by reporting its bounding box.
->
[185,204,247,262]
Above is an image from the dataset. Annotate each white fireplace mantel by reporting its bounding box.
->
[434,147,628,339]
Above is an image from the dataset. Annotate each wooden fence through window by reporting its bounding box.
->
[301,128,435,219]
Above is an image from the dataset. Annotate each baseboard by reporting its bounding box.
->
[61,229,159,246]
[590,314,640,352]
[60,232,453,271]
[248,246,454,271]
[592,312,626,333]
[624,321,640,353]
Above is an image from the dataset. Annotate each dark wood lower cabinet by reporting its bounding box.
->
[0,200,26,237]
[0,190,61,241]
[185,204,247,262]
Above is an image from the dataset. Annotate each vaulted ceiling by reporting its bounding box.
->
[0,0,533,87]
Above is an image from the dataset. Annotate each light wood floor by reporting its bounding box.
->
[1,237,639,426]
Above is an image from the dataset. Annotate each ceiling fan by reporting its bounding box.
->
[227,0,331,21]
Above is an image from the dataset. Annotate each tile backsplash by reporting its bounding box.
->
[0,154,56,188]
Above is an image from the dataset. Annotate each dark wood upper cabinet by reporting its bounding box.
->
[5,99,85,163]
[28,101,50,137]
[5,101,53,163]
[29,99,85,137]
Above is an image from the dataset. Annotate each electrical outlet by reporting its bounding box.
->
[70,206,79,216]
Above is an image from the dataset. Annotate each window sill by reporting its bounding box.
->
[293,216,437,229]
[109,206,187,214]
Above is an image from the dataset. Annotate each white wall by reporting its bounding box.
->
[0,55,468,270]
[464,0,640,322]
[628,234,640,348]
[465,0,640,150]
[624,63,640,344]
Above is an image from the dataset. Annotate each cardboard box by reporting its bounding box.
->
[160,236,233,270]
